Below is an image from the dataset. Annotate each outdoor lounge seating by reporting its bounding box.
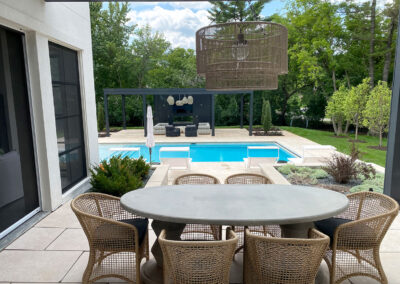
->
[154,122,169,135]
[244,228,329,284]
[315,191,399,284]
[185,125,197,137]
[197,122,211,135]
[159,228,238,284]
[166,125,180,137]
[71,193,149,284]
[174,174,222,240]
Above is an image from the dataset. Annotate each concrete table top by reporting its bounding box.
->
[121,184,349,226]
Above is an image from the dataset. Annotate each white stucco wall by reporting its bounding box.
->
[0,0,99,211]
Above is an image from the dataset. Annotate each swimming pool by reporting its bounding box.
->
[99,142,297,163]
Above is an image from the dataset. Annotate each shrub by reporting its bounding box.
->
[97,102,105,131]
[350,174,384,193]
[277,164,298,175]
[323,144,375,184]
[288,172,318,185]
[90,155,150,196]
[310,169,329,179]
[277,165,328,180]
[262,100,272,133]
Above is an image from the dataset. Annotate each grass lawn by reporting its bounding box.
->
[280,126,387,167]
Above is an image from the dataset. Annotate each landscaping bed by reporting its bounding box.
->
[276,164,384,194]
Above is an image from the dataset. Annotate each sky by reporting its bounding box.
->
[123,1,286,49]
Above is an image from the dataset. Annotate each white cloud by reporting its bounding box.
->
[128,6,211,49]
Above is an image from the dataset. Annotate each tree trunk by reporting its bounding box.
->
[345,70,351,88]
[355,118,359,140]
[337,118,343,136]
[383,16,396,82]
[344,120,350,135]
[369,0,377,88]
[332,117,338,135]
[332,70,337,92]
[379,128,383,147]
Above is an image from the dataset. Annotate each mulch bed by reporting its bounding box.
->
[367,145,387,151]
[280,171,361,194]
[252,127,283,136]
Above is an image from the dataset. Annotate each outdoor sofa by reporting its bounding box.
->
[198,122,211,135]
[154,122,169,135]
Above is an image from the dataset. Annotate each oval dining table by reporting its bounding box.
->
[121,184,349,284]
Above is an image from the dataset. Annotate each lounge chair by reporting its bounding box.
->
[165,125,180,137]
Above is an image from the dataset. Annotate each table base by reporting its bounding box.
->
[280,222,314,238]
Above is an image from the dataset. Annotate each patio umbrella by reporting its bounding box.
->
[146,105,155,164]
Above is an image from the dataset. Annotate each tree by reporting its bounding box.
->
[262,100,272,132]
[382,0,399,82]
[90,2,135,101]
[97,102,105,131]
[131,25,170,88]
[369,0,377,88]
[326,86,349,136]
[363,81,391,147]
[208,0,269,23]
[148,48,204,88]
[344,78,370,141]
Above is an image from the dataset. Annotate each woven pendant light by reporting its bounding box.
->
[196,21,288,90]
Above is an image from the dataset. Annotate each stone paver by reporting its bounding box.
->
[6,227,64,250]
[46,228,89,251]
[0,250,82,282]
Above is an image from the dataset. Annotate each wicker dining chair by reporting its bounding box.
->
[314,191,399,284]
[159,228,238,284]
[71,193,149,284]
[244,228,329,284]
[225,173,279,253]
[174,174,222,240]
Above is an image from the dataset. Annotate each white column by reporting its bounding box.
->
[25,31,62,211]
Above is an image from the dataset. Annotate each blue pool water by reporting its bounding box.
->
[99,143,297,163]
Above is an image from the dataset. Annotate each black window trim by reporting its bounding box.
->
[49,41,87,193]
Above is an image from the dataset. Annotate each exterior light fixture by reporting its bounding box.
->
[196,21,288,90]
[167,96,175,105]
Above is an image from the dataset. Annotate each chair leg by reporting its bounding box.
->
[82,250,96,284]
[374,248,388,284]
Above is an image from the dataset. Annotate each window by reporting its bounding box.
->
[49,43,86,192]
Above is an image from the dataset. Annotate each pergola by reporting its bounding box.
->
[103,88,254,137]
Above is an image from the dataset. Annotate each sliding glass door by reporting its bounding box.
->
[0,26,39,237]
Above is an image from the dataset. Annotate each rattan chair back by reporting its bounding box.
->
[174,173,220,185]
[159,229,238,284]
[71,193,149,284]
[173,173,221,240]
[325,191,399,284]
[225,173,270,184]
[244,228,329,284]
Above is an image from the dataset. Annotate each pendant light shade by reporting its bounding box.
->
[196,21,288,90]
